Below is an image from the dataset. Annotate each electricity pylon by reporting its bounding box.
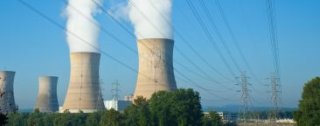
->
[270,73,281,123]
[112,81,120,100]
[236,72,251,124]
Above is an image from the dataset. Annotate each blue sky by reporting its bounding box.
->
[0,0,319,109]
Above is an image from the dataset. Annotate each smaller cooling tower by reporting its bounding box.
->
[0,71,17,113]
[62,52,105,113]
[35,76,59,112]
[134,38,177,99]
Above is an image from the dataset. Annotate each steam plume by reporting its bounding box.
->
[66,0,102,53]
[128,0,173,39]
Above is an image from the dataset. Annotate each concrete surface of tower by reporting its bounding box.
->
[0,71,17,113]
[130,0,177,99]
[62,0,105,113]
[62,52,105,113]
[35,76,59,112]
[134,39,177,99]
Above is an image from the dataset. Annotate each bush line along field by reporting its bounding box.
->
[4,89,224,126]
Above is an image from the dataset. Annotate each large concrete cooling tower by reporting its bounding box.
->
[35,76,59,112]
[134,38,177,99]
[62,52,104,113]
[0,71,17,113]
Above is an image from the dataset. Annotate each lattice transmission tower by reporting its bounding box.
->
[236,72,251,124]
[112,81,120,100]
[269,73,281,122]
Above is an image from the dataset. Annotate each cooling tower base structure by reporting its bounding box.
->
[134,38,177,99]
[62,52,105,113]
[0,71,17,113]
[35,76,59,112]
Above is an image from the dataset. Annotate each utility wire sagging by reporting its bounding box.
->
[17,0,235,103]
[15,0,286,112]
[266,0,282,122]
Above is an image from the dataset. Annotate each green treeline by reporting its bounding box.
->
[294,77,320,125]
[5,89,224,126]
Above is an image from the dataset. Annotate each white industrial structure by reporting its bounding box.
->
[134,38,177,99]
[62,52,105,113]
[35,76,59,112]
[0,71,17,113]
[104,99,131,112]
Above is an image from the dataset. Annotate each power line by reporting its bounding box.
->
[185,0,237,77]
[175,70,235,101]
[236,72,251,124]
[197,1,267,100]
[17,0,234,101]
[63,0,210,85]
[147,0,234,82]
[16,0,151,82]
[61,0,137,54]
[203,0,267,100]
[91,0,226,86]
[269,73,281,122]
[93,0,238,95]
[111,81,120,100]
[266,0,282,122]
[65,0,231,90]
[198,0,242,73]
[210,0,264,85]
[126,1,237,89]
[266,0,280,76]
[128,1,215,81]
[198,0,268,103]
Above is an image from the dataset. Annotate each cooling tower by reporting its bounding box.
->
[134,38,177,99]
[62,52,105,113]
[0,71,17,113]
[35,76,59,112]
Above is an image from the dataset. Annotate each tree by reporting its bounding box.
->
[27,109,44,126]
[0,113,8,126]
[100,109,123,126]
[3,88,205,126]
[294,77,320,126]
[86,113,101,126]
[72,112,87,126]
[172,89,202,126]
[41,114,54,126]
[54,112,74,126]
[149,91,174,126]
[7,112,28,126]
[149,89,203,126]
[201,112,223,126]
[123,105,139,126]
[123,96,152,126]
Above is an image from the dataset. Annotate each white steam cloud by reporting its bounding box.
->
[128,0,173,39]
[65,0,102,53]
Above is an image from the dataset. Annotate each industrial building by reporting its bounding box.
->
[0,71,17,113]
[35,76,59,112]
[62,52,105,113]
[134,38,177,99]
[104,99,131,112]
